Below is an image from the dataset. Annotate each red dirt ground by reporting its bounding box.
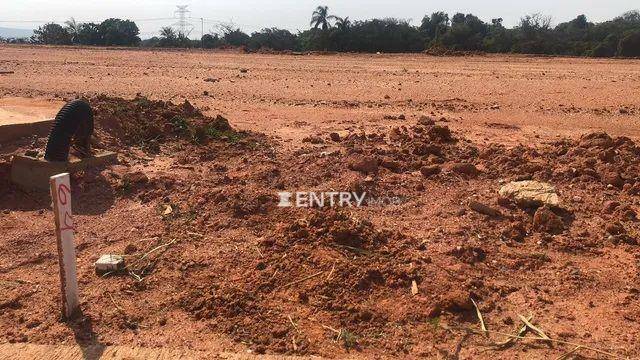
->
[1,45,640,359]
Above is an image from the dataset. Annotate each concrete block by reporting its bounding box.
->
[0,119,54,143]
[95,254,125,275]
[10,151,118,191]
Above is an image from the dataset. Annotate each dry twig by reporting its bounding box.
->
[279,271,324,289]
[463,327,623,359]
[471,298,488,336]
[325,263,336,281]
[321,324,341,335]
[106,292,124,313]
[517,314,550,340]
[556,346,583,360]
[495,315,531,348]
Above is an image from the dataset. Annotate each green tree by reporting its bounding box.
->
[221,25,250,47]
[157,27,193,48]
[98,18,140,46]
[483,18,514,53]
[296,30,315,51]
[513,13,555,54]
[554,15,593,55]
[77,23,102,45]
[590,34,618,57]
[201,33,222,49]
[420,12,450,45]
[338,18,424,53]
[249,28,297,51]
[31,23,72,45]
[441,13,489,50]
[618,31,640,57]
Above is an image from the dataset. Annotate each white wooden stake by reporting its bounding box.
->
[50,173,80,319]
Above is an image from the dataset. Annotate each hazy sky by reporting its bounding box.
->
[1,0,638,38]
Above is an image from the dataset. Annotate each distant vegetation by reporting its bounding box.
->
[2,6,640,57]
[28,18,141,46]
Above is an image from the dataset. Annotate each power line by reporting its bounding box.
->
[0,16,253,30]
[0,18,175,23]
[0,20,53,23]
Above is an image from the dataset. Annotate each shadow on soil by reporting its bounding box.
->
[0,172,115,215]
[69,312,106,360]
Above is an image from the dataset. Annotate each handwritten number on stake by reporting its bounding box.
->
[58,183,70,205]
[57,184,74,232]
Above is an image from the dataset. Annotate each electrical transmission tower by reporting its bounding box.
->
[173,5,193,36]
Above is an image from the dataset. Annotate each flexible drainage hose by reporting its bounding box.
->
[44,99,94,162]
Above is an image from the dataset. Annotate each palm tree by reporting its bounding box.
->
[64,17,80,44]
[329,16,351,51]
[310,6,338,50]
[334,16,351,32]
[160,27,177,40]
[310,6,332,31]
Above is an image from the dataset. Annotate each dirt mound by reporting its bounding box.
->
[423,46,485,57]
[339,121,640,192]
[474,132,640,189]
[281,210,393,249]
[297,121,640,254]
[178,209,455,354]
[91,95,240,153]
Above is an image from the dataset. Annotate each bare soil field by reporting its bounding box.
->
[0,97,62,126]
[1,45,640,359]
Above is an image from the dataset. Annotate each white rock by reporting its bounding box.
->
[499,180,560,207]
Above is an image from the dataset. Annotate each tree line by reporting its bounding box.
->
[7,6,640,57]
[27,18,141,46]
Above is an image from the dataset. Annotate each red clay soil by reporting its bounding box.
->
[1,96,639,358]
